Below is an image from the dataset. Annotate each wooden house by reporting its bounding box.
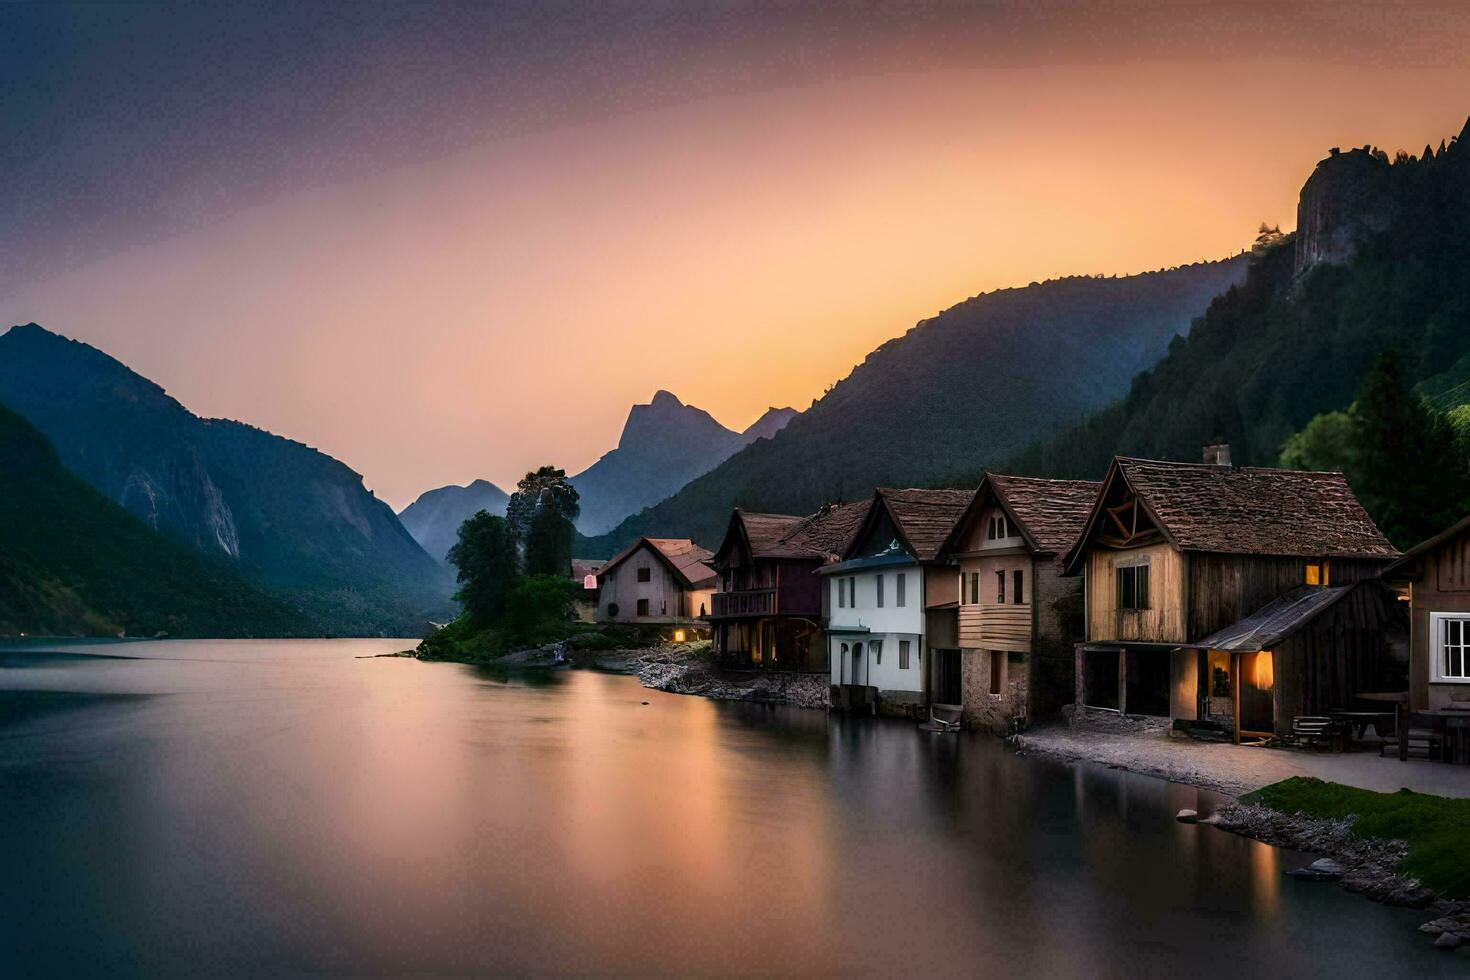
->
[709,502,870,672]
[934,473,1100,731]
[1382,516,1470,712]
[822,487,973,716]
[1061,455,1402,742]
[596,537,717,633]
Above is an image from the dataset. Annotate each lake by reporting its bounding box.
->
[0,638,1456,976]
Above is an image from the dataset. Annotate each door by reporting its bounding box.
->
[1236,651,1275,737]
[931,649,962,706]
[851,642,864,686]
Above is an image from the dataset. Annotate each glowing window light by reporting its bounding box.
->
[673,629,687,643]
[1253,651,1274,690]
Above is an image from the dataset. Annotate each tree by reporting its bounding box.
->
[1278,409,1355,472]
[446,511,519,625]
[507,465,580,573]
[1352,351,1470,548]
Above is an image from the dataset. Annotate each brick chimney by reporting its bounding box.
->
[1203,443,1232,466]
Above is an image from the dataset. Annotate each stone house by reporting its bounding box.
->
[596,537,717,633]
[822,487,972,716]
[934,473,1100,731]
[1062,454,1402,742]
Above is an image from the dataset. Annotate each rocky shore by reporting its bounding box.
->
[603,646,830,709]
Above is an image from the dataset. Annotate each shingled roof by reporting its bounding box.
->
[1066,457,1397,567]
[988,474,1102,555]
[850,487,974,562]
[776,500,872,560]
[600,536,717,589]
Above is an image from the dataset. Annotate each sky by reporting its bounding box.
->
[5,2,1470,509]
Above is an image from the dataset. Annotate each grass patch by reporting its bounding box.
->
[1242,776,1470,899]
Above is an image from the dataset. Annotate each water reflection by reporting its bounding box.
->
[0,640,1458,976]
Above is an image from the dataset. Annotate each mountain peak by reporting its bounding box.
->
[741,406,799,444]
[649,389,684,408]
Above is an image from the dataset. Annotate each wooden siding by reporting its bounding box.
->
[1406,526,1470,710]
[1185,553,1309,639]
[975,603,1031,650]
[1086,542,1186,644]
[598,542,691,623]
[958,554,1034,650]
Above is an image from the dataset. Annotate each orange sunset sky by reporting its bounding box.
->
[5,3,1470,508]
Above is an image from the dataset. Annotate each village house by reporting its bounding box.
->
[595,537,716,636]
[822,487,972,716]
[1062,453,1403,743]
[708,502,870,672]
[1382,516,1470,715]
[934,473,1100,731]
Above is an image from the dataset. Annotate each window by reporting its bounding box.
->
[996,570,1006,603]
[873,640,882,664]
[1431,613,1470,682]
[849,577,857,607]
[896,573,907,607]
[899,640,911,669]
[637,566,651,583]
[1013,569,1025,604]
[968,572,979,605]
[1305,561,1329,586]
[876,574,884,608]
[1117,563,1150,610]
[607,602,619,617]
[989,653,1003,695]
[987,514,1010,540]
[836,579,845,608]
[636,598,650,617]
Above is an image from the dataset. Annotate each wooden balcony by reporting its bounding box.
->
[959,602,1032,651]
[711,589,776,619]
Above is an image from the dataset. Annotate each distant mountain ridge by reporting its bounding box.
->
[576,255,1251,554]
[0,324,453,635]
[0,399,313,637]
[398,479,511,562]
[568,390,796,535]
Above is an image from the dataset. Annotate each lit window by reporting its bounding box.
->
[1117,563,1150,610]
[673,629,686,643]
[899,640,911,669]
[896,573,906,607]
[1305,562,1329,586]
[1431,613,1470,682]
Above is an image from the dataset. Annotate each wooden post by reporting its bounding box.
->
[1118,648,1128,715]
[1231,653,1241,745]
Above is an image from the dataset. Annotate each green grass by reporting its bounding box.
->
[1242,776,1470,899]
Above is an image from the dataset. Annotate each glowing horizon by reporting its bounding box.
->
[6,5,1470,509]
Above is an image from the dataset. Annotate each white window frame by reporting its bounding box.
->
[896,573,907,607]
[1429,612,1470,683]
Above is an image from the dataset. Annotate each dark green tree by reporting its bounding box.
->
[1352,351,1470,547]
[507,465,580,574]
[446,510,519,625]
[525,504,575,576]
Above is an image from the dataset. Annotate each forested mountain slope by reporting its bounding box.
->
[0,401,313,638]
[1010,119,1470,482]
[579,255,1249,553]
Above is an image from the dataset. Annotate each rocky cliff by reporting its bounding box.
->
[0,324,453,635]
[399,479,511,562]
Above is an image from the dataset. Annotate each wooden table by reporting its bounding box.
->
[1397,705,1470,763]
[1331,711,1396,750]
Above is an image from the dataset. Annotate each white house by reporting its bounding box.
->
[822,487,972,716]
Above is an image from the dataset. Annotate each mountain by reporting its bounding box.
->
[0,400,313,637]
[576,255,1250,554]
[398,479,511,562]
[0,324,453,635]
[1010,118,1470,482]
[569,390,797,535]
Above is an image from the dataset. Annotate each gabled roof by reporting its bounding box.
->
[1381,513,1470,580]
[570,558,605,580]
[712,502,872,566]
[940,472,1101,558]
[599,536,717,589]
[842,487,974,564]
[1062,457,1398,572]
[1193,584,1357,652]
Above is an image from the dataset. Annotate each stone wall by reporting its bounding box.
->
[960,648,1028,732]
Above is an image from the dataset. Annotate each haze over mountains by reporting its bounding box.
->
[576,256,1251,554]
[398,479,511,563]
[0,324,452,635]
[569,391,797,535]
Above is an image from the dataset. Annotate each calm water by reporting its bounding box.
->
[0,639,1458,977]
